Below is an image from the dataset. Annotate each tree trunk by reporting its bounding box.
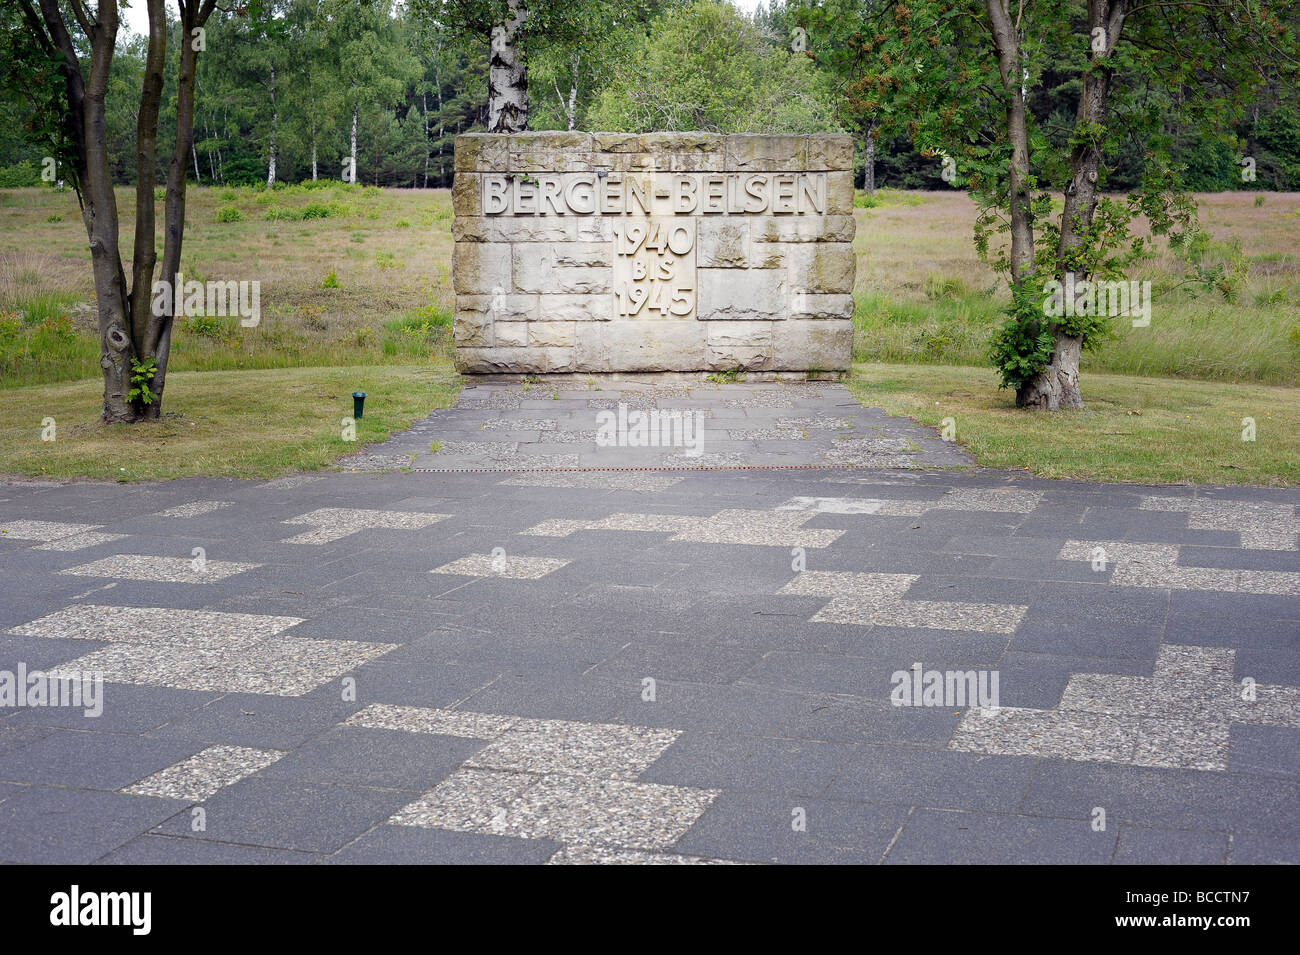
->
[566,54,579,131]
[488,0,529,133]
[349,98,358,184]
[863,119,876,194]
[422,90,429,188]
[1018,0,1127,411]
[312,138,318,181]
[984,0,1034,286]
[34,0,135,421]
[266,63,278,188]
[145,0,217,419]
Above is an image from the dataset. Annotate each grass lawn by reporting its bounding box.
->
[0,364,460,482]
[849,363,1300,486]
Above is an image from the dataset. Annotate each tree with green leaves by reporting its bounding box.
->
[587,0,842,133]
[11,0,218,422]
[327,0,419,183]
[410,0,662,132]
[866,0,1299,410]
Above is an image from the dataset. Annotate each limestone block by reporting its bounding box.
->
[827,170,855,214]
[451,172,481,216]
[455,293,537,322]
[508,132,596,173]
[454,217,577,243]
[790,293,855,321]
[454,134,508,172]
[542,347,577,373]
[697,219,749,268]
[804,134,855,171]
[538,294,612,322]
[752,215,855,243]
[492,322,529,347]
[593,133,646,153]
[726,134,806,171]
[529,321,576,347]
[453,310,493,347]
[514,242,611,294]
[769,319,853,371]
[786,244,855,294]
[706,321,774,370]
[574,321,707,372]
[455,347,544,374]
[697,267,787,321]
[453,242,511,294]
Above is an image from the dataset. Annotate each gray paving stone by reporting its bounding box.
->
[149,777,413,852]
[673,791,907,864]
[1228,833,1300,863]
[0,785,182,864]
[1227,724,1300,778]
[148,693,359,749]
[254,725,484,791]
[885,809,1116,864]
[1022,761,1300,836]
[0,731,202,790]
[326,824,560,864]
[96,834,319,864]
[1113,826,1229,864]
[824,745,1040,812]
[638,732,856,796]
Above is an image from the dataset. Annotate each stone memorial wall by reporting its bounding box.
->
[452,131,856,375]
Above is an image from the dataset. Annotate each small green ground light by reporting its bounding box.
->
[352,392,367,419]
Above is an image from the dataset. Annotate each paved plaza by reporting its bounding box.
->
[0,380,1297,864]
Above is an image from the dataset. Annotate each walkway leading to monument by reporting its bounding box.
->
[342,377,973,472]
[0,384,1297,863]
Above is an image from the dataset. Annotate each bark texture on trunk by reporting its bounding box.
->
[266,63,278,188]
[984,0,1035,285]
[146,0,218,419]
[349,98,358,184]
[1018,0,1127,411]
[1018,332,1082,410]
[863,120,876,194]
[488,0,529,133]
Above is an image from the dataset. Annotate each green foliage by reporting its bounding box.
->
[988,281,1055,393]
[0,161,41,187]
[128,356,158,406]
[587,0,843,134]
[322,269,341,289]
[216,205,243,222]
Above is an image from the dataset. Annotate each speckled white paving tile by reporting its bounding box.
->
[779,571,1027,633]
[20,604,390,696]
[57,554,260,583]
[465,720,680,779]
[155,501,236,518]
[522,508,844,548]
[1060,540,1300,595]
[950,645,1300,771]
[356,706,719,852]
[392,769,719,850]
[345,704,521,738]
[1140,496,1300,550]
[280,507,450,544]
[499,471,684,491]
[0,519,127,551]
[9,603,302,646]
[430,553,571,579]
[546,846,745,864]
[776,488,1042,517]
[120,745,285,801]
